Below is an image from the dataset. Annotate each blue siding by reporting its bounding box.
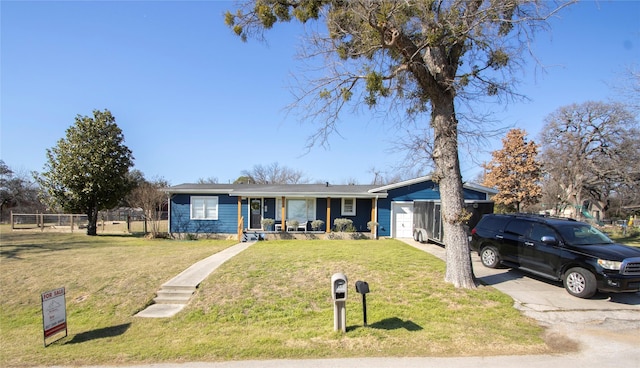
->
[377,198,392,237]
[327,198,372,232]
[241,199,248,229]
[386,181,440,201]
[170,194,238,234]
[462,188,488,200]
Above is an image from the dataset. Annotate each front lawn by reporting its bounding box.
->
[607,227,640,247]
[0,230,556,366]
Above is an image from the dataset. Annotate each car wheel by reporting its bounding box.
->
[480,246,500,268]
[563,267,597,298]
[417,231,423,243]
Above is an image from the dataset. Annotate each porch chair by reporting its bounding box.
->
[297,221,308,232]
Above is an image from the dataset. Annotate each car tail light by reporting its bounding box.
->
[471,228,477,236]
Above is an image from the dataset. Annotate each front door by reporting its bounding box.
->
[250,199,262,230]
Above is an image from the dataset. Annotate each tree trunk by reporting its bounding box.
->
[86,207,98,236]
[431,95,476,289]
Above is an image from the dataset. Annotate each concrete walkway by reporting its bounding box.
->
[135,241,256,318]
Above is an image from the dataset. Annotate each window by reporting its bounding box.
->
[341,198,356,216]
[191,196,218,220]
[529,223,555,242]
[505,220,531,237]
[276,198,316,221]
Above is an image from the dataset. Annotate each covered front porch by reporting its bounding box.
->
[235,192,384,242]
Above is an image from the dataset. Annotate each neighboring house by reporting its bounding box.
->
[166,175,496,240]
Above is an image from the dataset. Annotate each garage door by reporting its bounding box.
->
[393,202,413,238]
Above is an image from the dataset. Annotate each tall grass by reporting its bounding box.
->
[0,230,553,366]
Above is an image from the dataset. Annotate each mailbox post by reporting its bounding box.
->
[355,280,369,327]
[331,273,347,333]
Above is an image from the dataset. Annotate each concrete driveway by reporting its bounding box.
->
[399,238,640,309]
[399,238,640,366]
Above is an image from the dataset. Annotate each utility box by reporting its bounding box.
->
[331,273,348,301]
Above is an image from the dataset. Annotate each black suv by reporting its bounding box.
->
[470,214,640,298]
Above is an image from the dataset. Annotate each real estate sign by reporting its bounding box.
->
[41,287,67,346]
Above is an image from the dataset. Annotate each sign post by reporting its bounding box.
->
[41,287,67,347]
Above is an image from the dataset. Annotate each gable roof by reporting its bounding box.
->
[369,175,498,195]
[166,176,496,198]
[166,183,388,198]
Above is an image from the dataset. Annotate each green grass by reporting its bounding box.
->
[608,228,640,247]
[0,229,554,367]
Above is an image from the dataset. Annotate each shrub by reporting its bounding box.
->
[333,218,354,232]
[311,219,325,231]
[261,218,275,230]
[367,221,378,231]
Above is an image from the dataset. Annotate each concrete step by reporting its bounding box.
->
[156,289,194,298]
[154,294,192,304]
[159,285,195,292]
[153,296,189,305]
[153,287,195,304]
[243,232,262,242]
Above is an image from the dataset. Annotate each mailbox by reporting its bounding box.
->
[331,273,348,301]
[355,280,369,294]
[355,280,370,327]
[331,273,348,332]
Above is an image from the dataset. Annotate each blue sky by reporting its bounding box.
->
[1,1,639,185]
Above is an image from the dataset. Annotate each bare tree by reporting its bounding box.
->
[241,162,308,184]
[226,0,574,289]
[127,176,169,237]
[0,160,44,222]
[197,177,219,184]
[539,101,640,219]
[610,64,640,116]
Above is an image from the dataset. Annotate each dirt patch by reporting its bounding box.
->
[543,329,580,353]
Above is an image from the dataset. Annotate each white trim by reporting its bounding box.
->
[369,175,498,196]
[371,175,433,192]
[275,197,317,222]
[463,182,498,196]
[248,198,263,230]
[341,198,356,216]
[190,196,218,220]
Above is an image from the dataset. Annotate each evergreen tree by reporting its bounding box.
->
[37,109,134,235]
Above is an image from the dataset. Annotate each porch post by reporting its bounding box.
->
[280,196,286,231]
[237,196,242,242]
[326,197,331,233]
